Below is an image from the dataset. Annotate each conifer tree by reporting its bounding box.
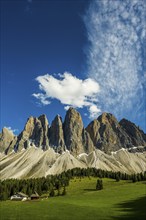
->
[96,179,103,190]
[116,175,120,182]
[49,188,55,197]
[62,186,66,196]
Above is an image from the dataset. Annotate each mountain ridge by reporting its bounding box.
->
[0,108,146,155]
[0,108,146,179]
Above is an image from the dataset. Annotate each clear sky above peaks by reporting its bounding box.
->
[1,0,145,134]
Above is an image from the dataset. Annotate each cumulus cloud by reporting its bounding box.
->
[33,72,100,118]
[33,93,50,106]
[84,0,145,118]
[89,105,101,118]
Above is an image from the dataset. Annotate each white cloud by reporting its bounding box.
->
[84,0,145,119]
[32,93,50,106]
[89,105,101,119]
[33,72,100,118]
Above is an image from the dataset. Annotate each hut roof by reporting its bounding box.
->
[17,192,28,197]
[31,191,39,197]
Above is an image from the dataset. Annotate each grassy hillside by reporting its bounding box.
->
[0,178,145,220]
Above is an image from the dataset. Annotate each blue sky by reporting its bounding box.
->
[1,0,146,134]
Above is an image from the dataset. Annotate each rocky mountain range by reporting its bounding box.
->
[0,108,146,179]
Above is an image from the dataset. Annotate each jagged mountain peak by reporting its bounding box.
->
[49,114,65,153]
[120,118,146,145]
[15,114,49,151]
[0,108,146,179]
[120,118,142,131]
[97,112,119,125]
[67,107,78,113]
[0,127,17,154]
[1,108,146,156]
[38,114,49,124]
[54,114,63,122]
[2,127,14,136]
[64,107,85,155]
[65,107,82,122]
[86,112,146,154]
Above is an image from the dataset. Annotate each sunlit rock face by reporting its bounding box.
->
[64,107,94,155]
[1,108,146,156]
[86,113,146,154]
[0,108,146,179]
[15,115,49,151]
[0,127,17,153]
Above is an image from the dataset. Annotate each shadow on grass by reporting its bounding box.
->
[83,189,97,192]
[112,196,146,220]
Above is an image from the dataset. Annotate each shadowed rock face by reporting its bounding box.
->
[1,109,146,179]
[86,113,145,154]
[38,115,49,150]
[63,108,94,155]
[49,115,65,153]
[15,115,49,151]
[1,108,146,156]
[120,119,146,146]
[0,128,17,153]
[82,129,95,153]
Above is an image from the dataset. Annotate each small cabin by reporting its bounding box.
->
[11,192,28,201]
[30,192,39,200]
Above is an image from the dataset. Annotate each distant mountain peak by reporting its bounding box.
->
[0,108,146,155]
[0,108,146,179]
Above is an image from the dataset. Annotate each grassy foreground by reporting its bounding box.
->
[0,178,146,220]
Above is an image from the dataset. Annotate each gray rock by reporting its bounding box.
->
[1,109,145,156]
[0,127,16,153]
[49,115,65,153]
[16,115,49,151]
[38,115,49,150]
[120,118,146,146]
[86,113,132,153]
[82,129,95,153]
[64,108,95,155]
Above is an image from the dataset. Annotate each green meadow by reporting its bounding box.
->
[0,178,145,220]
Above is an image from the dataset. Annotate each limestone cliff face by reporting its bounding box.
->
[82,129,95,153]
[49,115,65,153]
[5,136,17,154]
[0,127,17,153]
[86,113,146,154]
[120,119,146,146]
[16,115,49,151]
[86,113,130,153]
[64,108,94,155]
[38,115,49,150]
[85,119,101,147]
[1,109,146,155]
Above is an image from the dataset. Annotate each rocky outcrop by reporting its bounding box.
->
[16,115,49,151]
[1,109,146,155]
[64,108,94,155]
[82,129,95,153]
[38,115,49,150]
[1,109,146,179]
[5,136,17,154]
[120,119,146,146]
[86,113,132,153]
[49,115,65,153]
[0,128,17,154]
